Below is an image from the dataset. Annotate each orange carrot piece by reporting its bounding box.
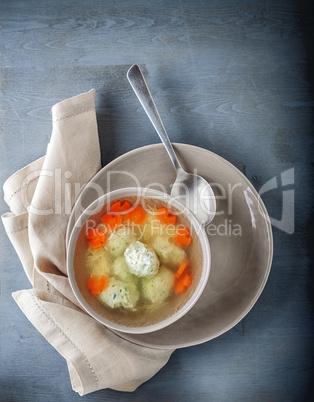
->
[88,238,102,249]
[179,236,192,246]
[156,207,177,225]
[175,260,189,278]
[125,205,147,225]
[102,213,122,230]
[156,207,168,221]
[166,214,177,225]
[177,228,189,236]
[110,200,131,213]
[173,272,192,294]
[86,228,98,240]
[173,280,187,294]
[86,228,107,248]
[182,272,192,287]
[174,227,192,247]
[87,275,108,295]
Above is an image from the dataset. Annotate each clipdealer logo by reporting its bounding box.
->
[19,167,295,235]
[258,168,294,234]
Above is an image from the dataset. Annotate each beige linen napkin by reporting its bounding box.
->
[2,89,174,396]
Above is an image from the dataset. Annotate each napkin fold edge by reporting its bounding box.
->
[51,88,96,122]
[12,288,175,396]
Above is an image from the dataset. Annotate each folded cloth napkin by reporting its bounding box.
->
[2,89,174,396]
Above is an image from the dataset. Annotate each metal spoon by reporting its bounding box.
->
[127,64,216,225]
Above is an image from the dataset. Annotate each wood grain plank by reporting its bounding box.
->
[1,0,313,401]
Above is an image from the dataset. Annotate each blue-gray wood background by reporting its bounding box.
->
[1,0,313,401]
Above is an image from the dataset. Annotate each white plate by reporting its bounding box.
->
[66,143,273,349]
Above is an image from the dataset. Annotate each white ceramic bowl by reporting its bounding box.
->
[67,187,211,334]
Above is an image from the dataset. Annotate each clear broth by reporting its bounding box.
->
[74,196,203,328]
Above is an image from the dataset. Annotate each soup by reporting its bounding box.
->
[74,196,203,328]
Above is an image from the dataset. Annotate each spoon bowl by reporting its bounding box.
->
[171,169,216,225]
[127,64,216,225]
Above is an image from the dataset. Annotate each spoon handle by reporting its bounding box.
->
[127,64,183,173]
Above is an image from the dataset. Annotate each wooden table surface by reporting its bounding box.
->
[1,0,313,401]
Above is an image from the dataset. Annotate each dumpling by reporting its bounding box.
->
[113,255,139,284]
[152,236,186,267]
[141,266,175,304]
[124,241,160,277]
[85,248,111,276]
[140,215,165,242]
[99,279,139,309]
[107,228,136,257]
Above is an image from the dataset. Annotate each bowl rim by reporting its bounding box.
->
[67,187,211,334]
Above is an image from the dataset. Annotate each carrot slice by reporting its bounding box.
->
[102,213,122,230]
[125,205,147,225]
[110,200,131,213]
[88,237,102,249]
[85,228,107,248]
[86,228,98,240]
[182,272,192,287]
[175,260,189,278]
[156,207,177,225]
[177,228,189,236]
[165,215,177,225]
[173,272,192,294]
[179,236,192,246]
[173,280,187,294]
[87,275,108,295]
[174,227,192,247]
